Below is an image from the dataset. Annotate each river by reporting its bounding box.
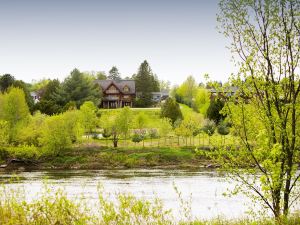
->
[0,169,261,220]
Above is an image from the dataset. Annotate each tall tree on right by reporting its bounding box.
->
[216,0,300,219]
[134,60,159,107]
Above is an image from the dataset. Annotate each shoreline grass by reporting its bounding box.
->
[0,184,299,225]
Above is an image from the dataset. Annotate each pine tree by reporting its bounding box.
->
[108,66,121,80]
[134,60,159,107]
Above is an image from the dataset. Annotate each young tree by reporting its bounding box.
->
[160,98,183,125]
[117,107,132,146]
[80,101,98,137]
[133,112,148,147]
[176,75,198,107]
[193,88,210,114]
[217,0,300,218]
[100,112,122,148]
[108,66,121,80]
[217,120,230,145]
[158,118,173,146]
[202,119,216,145]
[40,114,72,156]
[0,87,30,143]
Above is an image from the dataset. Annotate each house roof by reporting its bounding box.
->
[95,79,136,94]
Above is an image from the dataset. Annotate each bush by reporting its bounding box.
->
[5,145,40,159]
[160,98,183,125]
[131,133,143,144]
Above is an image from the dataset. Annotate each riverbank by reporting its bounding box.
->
[40,144,213,170]
[0,144,215,170]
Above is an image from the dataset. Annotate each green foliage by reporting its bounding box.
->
[80,101,98,134]
[202,119,216,136]
[175,75,198,107]
[40,114,72,155]
[134,60,160,107]
[0,74,15,92]
[62,110,84,143]
[0,74,34,113]
[131,133,144,144]
[108,66,121,80]
[206,99,225,124]
[193,88,210,114]
[5,145,40,159]
[0,120,9,146]
[217,120,230,136]
[62,68,102,108]
[17,112,46,146]
[0,87,30,143]
[35,79,63,115]
[117,107,133,141]
[218,0,300,218]
[158,118,173,139]
[160,98,183,125]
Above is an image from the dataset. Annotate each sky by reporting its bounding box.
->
[0,0,234,85]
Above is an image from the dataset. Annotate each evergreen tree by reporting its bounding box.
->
[0,74,15,92]
[36,79,63,115]
[108,66,121,80]
[160,97,183,125]
[206,99,225,124]
[62,69,102,108]
[134,60,159,107]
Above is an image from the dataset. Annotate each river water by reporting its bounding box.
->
[0,169,260,220]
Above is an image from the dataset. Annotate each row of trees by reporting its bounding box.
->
[0,87,230,160]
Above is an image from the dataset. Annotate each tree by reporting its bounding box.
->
[40,114,72,156]
[217,120,230,145]
[217,0,300,219]
[0,74,15,93]
[133,112,148,147]
[176,75,198,107]
[108,66,121,80]
[62,69,102,108]
[206,99,225,124]
[0,120,9,146]
[117,107,132,146]
[0,74,34,113]
[193,88,210,114]
[36,79,63,115]
[160,98,183,125]
[202,119,216,145]
[134,60,160,107]
[158,118,173,146]
[17,111,46,146]
[80,101,98,136]
[96,71,107,80]
[0,87,30,143]
[100,112,123,148]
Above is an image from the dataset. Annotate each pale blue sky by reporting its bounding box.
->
[0,0,233,85]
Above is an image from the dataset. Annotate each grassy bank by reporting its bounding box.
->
[0,184,299,225]
[39,144,211,170]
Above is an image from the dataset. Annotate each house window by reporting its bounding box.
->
[107,85,119,93]
[123,86,130,93]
